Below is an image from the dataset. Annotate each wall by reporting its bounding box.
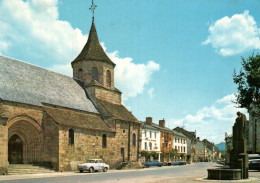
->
[141,128,160,152]
[0,125,8,175]
[173,136,187,155]
[58,120,141,171]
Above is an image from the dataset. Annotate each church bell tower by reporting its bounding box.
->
[71,1,121,104]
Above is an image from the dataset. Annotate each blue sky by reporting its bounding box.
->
[0,0,259,143]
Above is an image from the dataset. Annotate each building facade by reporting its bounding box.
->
[141,118,161,161]
[172,130,187,159]
[0,18,142,174]
[174,127,196,163]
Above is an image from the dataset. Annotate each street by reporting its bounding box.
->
[2,162,260,183]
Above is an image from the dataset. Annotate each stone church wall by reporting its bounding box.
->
[0,125,8,175]
[87,86,121,105]
[42,112,59,170]
[57,120,141,171]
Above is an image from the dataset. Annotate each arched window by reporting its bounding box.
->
[133,133,136,146]
[102,134,107,148]
[78,68,83,80]
[69,129,74,145]
[92,67,98,81]
[106,70,111,87]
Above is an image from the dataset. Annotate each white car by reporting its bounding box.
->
[78,159,109,173]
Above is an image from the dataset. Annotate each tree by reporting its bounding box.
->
[233,53,260,114]
[149,151,158,159]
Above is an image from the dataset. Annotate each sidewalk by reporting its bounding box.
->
[0,166,172,182]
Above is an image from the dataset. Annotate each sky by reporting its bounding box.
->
[0,0,259,144]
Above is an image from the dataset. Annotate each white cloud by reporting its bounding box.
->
[0,0,159,101]
[169,94,248,143]
[0,0,86,67]
[148,88,155,99]
[107,51,159,101]
[203,11,260,56]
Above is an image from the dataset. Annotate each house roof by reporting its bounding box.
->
[44,106,114,132]
[98,99,138,122]
[141,122,160,131]
[152,123,173,133]
[174,127,196,140]
[72,20,115,66]
[0,55,98,113]
[172,130,186,138]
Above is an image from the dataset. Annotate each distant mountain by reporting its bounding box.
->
[215,142,225,152]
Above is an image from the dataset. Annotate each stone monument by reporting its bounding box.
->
[230,112,248,179]
[207,111,248,180]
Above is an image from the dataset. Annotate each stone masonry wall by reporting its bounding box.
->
[72,60,115,88]
[89,87,121,105]
[58,120,141,171]
[42,112,59,170]
[0,125,8,175]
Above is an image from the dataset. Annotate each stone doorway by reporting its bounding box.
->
[121,148,125,162]
[8,134,23,164]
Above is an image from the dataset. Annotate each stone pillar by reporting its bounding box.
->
[158,153,161,162]
[0,125,8,175]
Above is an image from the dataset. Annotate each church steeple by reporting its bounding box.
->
[71,19,115,66]
[71,1,122,105]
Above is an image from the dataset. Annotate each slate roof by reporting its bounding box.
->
[0,55,98,113]
[44,106,114,132]
[174,127,196,140]
[172,130,186,138]
[87,80,122,94]
[72,20,115,66]
[98,99,138,122]
[152,123,173,133]
[141,122,160,131]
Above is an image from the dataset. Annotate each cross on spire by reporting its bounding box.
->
[89,0,97,20]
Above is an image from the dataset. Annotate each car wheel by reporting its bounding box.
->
[167,163,171,166]
[159,165,162,167]
[146,165,150,168]
[103,167,108,172]
[80,170,83,173]
[89,167,94,173]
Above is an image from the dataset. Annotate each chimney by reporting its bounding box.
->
[159,119,165,128]
[146,117,152,126]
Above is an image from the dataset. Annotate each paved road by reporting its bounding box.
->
[1,162,260,183]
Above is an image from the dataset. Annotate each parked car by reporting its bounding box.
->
[143,160,163,167]
[78,159,109,173]
[248,154,260,170]
[167,160,186,166]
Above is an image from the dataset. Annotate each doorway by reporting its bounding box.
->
[121,148,125,162]
[8,135,23,164]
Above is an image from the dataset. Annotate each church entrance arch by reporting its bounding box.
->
[8,135,23,164]
[7,116,42,164]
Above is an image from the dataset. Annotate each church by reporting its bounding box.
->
[0,13,142,174]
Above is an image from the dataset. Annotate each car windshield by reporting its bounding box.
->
[87,160,96,163]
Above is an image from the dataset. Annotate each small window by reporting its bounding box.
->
[184,147,186,153]
[69,129,74,145]
[106,70,111,87]
[78,68,83,80]
[144,142,147,150]
[144,130,146,137]
[102,134,107,148]
[133,133,136,146]
[92,67,98,81]
[149,143,152,150]
[150,131,152,138]
[123,130,125,133]
[154,132,156,139]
